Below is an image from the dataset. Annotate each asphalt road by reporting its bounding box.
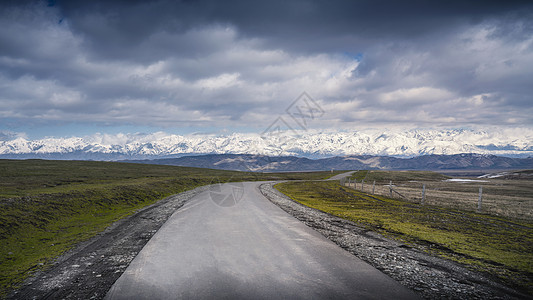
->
[105,181,419,299]
[327,170,355,181]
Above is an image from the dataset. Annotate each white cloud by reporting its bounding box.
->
[0,130,27,141]
[195,73,242,89]
[0,1,532,138]
[379,87,453,104]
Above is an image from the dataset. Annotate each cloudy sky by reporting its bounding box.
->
[1,0,532,140]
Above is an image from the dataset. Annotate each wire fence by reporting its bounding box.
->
[340,177,533,220]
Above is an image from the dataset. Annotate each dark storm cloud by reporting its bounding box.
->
[49,0,533,59]
[0,0,532,134]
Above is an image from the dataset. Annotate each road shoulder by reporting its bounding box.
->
[7,186,210,300]
[260,182,527,300]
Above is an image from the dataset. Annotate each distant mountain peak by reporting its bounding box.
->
[0,128,531,160]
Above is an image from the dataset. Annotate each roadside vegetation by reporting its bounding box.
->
[276,173,533,295]
[350,169,450,182]
[0,159,341,297]
[348,170,533,219]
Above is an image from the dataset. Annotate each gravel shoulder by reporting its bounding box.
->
[8,186,210,300]
[259,182,530,300]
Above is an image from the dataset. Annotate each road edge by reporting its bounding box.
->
[7,185,210,300]
[260,182,528,300]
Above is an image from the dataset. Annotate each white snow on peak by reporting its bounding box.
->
[0,128,531,159]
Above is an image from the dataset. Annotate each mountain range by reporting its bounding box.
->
[122,153,533,172]
[1,129,531,160]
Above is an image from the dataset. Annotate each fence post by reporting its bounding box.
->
[421,184,426,205]
[362,180,364,192]
[372,181,375,194]
[477,186,483,212]
[389,181,393,198]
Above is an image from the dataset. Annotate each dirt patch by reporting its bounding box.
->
[7,186,209,300]
[260,183,530,300]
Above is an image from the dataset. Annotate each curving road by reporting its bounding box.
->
[105,180,419,299]
[326,170,356,181]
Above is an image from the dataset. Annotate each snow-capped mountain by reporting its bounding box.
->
[0,128,531,160]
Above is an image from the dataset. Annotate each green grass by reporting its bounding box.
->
[276,180,533,294]
[350,170,450,182]
[0,159,342,297]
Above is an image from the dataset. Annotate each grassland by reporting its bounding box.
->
[276,177,533,294]
[0,159,341,296]
[347,170,533,220]
[350,169,451,182]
